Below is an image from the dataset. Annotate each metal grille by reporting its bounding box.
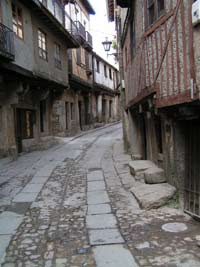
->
[184,121,200,219]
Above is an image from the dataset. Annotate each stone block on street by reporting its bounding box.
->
[144,167,166,184]
[130,182,176,209]
[129,160,155,176]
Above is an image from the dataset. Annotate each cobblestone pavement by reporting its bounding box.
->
[0,123,200,267]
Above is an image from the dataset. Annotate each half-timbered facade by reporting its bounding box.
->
[108,0,200,218]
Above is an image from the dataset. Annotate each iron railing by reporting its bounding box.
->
[86,31,93,48]
[0,23,15,60]
[74,21,86,41]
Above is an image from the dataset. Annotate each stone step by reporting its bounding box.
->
[130,182,176,210]
[144,166,166,184]
[129,160,166,184]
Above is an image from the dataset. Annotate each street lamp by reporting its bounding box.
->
[102,37,112,53]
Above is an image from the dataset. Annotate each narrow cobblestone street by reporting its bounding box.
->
[0,123,200,267]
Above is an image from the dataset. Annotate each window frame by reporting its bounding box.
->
[12,2,24,40]
[146,0,165,28]
[38,29,48,61]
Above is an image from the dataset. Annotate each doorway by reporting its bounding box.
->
[184,120,200,219]
[16,109,35,153]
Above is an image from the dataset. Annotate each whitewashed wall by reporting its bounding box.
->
[93,57,116,90]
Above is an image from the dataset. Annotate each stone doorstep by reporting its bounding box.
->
[130,182,176,210]
[129,160,166,184]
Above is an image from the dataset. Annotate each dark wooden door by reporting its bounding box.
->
[185,120,200,219]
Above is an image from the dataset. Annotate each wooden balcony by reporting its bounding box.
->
[84,31,93,51]
[0,23,15,61]
[74,21,86,44]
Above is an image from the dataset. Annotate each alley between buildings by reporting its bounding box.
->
[0,123,200,267]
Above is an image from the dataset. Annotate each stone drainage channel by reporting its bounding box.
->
[86,169,138,267]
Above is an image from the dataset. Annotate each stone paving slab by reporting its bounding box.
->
[87,181,106,192]
[21,183,44,193]
[87,191,110,205]
[12,192,38,203]
[0,235,12,263]
[93,245,139,267]
[0,211,24,235]
[30,176,49,184]
[89,229,124,245]
[87,204,112,215]
[34,166,54,177]
[86,214,117,229]
[87,171,104,181]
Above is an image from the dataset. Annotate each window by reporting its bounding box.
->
[40,100,46,132]
[147,0,165,27]
[147,0,155,25]
[104,65,107,77]
[109,68,112,80]
[96,59,100,73]
[12,3,24,39]
[38,29,47,61]
[157,0,165,17]
[54,43,61,69]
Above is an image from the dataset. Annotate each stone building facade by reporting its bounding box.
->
[0,0,79,158]
[0,0,120,158]
[108,0,200,218]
